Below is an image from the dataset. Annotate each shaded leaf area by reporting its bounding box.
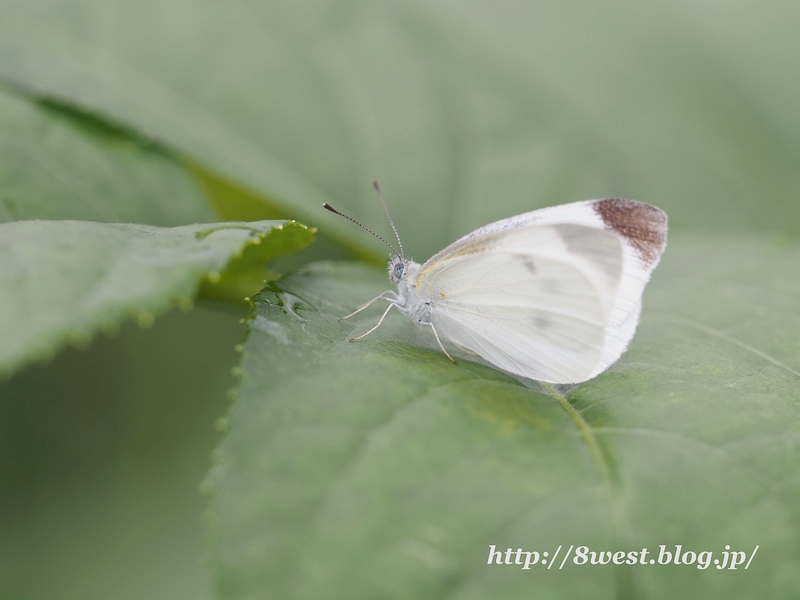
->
[2,1,800,257]
[208,237,800,600]
[0,304,245,600]
[0,219,313,377]
[0,88,214,226]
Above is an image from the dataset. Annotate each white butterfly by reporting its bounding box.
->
[325,184,667,384]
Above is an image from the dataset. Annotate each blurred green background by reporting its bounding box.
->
[1,0,799,598]
[1,305,244,599]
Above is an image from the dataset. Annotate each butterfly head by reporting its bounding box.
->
[388,256,410,283]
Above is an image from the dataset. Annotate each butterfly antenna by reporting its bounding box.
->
[373,180,404,259]
[323,203,401,258]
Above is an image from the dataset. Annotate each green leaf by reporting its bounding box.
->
[2,2,800,256]
[207,236,800,600]
[0,219,313,377]
[0,88,214,225]
[185,160,383,266]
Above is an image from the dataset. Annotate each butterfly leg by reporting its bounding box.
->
[338,290,397,322]
[349,303,395,341]
[424,322,457,364]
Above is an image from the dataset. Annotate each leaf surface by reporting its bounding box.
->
[0,219,313,377]
[0,89,214,225]
[207,236,800,600]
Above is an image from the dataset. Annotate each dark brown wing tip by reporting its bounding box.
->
[593,198,668,266]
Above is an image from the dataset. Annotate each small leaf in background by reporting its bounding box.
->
[0,219,313,377]
[207,237,800,600]
[0,89,215,226]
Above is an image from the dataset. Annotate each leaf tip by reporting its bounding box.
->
[100,321,121,337]
[66,330,93,350]
[177,296,194,312]
[135,312,156,328]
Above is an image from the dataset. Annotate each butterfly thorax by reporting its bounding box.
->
[387,257,429,324]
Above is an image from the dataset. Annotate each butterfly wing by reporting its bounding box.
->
[414,199,667,383]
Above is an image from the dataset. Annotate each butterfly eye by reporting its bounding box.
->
[393,263,405,279]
